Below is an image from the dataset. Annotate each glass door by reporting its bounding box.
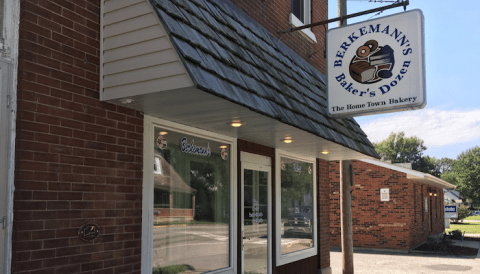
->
[241,158,271,274]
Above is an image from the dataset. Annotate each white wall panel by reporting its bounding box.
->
[101,0,193,102]
[104,1,151,26]
[104,62,187,88]
[104,13,159,38]
[103,37,171,63]
[104,25,165,51]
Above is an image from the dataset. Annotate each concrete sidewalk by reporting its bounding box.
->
[330,239,480,274]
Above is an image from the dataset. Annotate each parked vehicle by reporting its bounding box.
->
[284,206,312,238]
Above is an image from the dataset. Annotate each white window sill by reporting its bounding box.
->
[289,13,317,43]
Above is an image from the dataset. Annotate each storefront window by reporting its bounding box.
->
[150,126,232,273]
[275,152,316,266]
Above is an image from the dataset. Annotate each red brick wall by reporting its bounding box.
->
[229,0,328,74]
[13,0,143,273]
[409,183,444,248]
[329,161,444,251]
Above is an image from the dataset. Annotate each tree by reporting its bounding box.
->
[373,132,426,170]
[373,132,455,178]
[435,157,454,174]
[417,156,455,178]
[442,146,480,204]
[451,206,470,223]
[416,155,439,177]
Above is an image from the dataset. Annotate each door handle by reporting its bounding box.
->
[242,231,250,250]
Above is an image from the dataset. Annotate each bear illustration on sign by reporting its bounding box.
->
[349,40,395,84]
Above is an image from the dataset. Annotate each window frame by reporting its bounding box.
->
[275,150,317,266]
[142,116,237,274]
[289,0,317,43]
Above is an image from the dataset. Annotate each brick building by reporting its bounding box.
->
[1,0,383,274]
[330,159,455,251]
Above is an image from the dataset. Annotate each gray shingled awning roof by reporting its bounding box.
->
[149,0,379,158]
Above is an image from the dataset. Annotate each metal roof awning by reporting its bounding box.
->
[100,0,380,160]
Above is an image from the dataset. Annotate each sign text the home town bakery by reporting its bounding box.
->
[327,10,426,117]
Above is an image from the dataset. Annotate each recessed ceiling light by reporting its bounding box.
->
[322,150,329,155]
[282,137,293,143]
[119,98,134,104]
[230,120,243,127]
[219,145,228,149]
[159,131,168,135]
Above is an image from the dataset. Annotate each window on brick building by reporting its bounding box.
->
[143,117,236,274]
[275,151,317,266]
[290,0,317,42]
[291,0,305,23]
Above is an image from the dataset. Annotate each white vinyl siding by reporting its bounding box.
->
[100,0,193,101]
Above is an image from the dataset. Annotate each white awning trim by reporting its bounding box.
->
[360,158,456,189]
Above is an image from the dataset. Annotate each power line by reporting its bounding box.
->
[348,0,398,2]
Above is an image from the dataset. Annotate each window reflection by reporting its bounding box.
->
[280,157,314,255]
[152,128,231,274]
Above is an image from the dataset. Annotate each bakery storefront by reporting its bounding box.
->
[142,118,321,274]
[100,0,378,273]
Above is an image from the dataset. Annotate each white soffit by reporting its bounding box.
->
[120,86,374,161]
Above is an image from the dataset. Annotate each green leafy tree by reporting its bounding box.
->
[442,147,480,204]
[441,171,459,186]
[416,155,439,177]
[436,157,454,174]
[451,206,470,223]
[373,132,426,170]
[374,132,455,178]
[417,156,455,178]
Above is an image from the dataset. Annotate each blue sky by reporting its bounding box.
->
[328,0,480,160]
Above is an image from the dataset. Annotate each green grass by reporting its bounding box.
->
[464,216,480,220]
[446,222,480,234]
[152,264,195,274]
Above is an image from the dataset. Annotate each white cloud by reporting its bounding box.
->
[359,109,480,147]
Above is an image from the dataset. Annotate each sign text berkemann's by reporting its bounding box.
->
[327,10,426,118]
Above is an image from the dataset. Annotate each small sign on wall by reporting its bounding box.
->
[424,197,428,212]
[380,188,389,201]
[444,205,458,218]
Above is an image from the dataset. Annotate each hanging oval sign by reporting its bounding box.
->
[78,223,100,241]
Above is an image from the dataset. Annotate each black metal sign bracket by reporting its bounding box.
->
[278,0,409,35]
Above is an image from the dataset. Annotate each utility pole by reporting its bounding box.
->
[338,0,347,27]
[338,2,353,273]
[340,160,354,274]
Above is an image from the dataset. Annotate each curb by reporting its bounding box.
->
[330,246,409,255]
